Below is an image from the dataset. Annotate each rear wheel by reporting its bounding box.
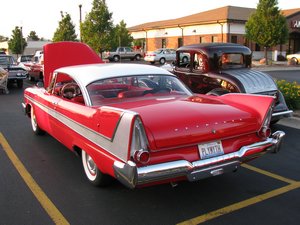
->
[113,55,120,62]
[135,54,142,61]
[81,150,112,186]
[159,58,166,64]
[30,107,45,135]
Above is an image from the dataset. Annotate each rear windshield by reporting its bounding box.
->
[221,53,245,69]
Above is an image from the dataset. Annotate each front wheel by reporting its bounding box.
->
[17,79,23,88]
[30,107,45,135]
[81,150,112,186]
[291,57,298,65]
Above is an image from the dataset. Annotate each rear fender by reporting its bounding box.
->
[220,93,275,123]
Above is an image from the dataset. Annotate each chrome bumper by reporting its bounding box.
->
[113,131,285,189]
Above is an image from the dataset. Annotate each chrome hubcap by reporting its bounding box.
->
[86,155,96,176]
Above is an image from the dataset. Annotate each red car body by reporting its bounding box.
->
[22,42,285,188]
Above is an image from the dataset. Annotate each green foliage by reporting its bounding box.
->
[8,26,27,56]
[110,20,133,49]
[81,0,114,53]
[28,31,40,41]
[276,80,300,110]
[245,0,289,48]
[53,12,77,42]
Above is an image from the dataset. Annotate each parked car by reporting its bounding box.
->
[22,42,285,189]
[17,54,34,71]
[28,51,44,81]
[144,48,176,64]
[286,51,300,64]
[0,55,28,88]
[103,47,142,62]
[168,43,292,123]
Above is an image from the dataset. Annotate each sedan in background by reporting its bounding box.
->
[144,48,178,65]
[22,42,285,189]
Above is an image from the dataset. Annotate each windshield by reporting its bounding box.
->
[86,74,192,106]
[0,56,14,65]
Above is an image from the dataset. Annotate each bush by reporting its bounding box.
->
[276,80,300,110]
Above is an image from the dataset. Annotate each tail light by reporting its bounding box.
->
[130,116,150,164]
[257,101,274,138]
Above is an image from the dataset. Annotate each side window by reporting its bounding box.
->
[193,53,207,73]
[119,48,124,52]
[177,52,190,69]
[51,73,82,102]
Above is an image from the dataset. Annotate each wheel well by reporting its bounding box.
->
[25,104,32,117]
[73,145,82,158]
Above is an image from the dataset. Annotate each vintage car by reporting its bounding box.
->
[286,51,300,65]
[0,55,28,88]
[22,42,285,188]
[169,43,292,123]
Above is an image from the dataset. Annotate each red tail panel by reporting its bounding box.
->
[43,42,103,88]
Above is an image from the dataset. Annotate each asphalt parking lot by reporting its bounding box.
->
[0,80,300,225]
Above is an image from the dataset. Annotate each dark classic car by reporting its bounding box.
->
[0,55,28,88]
[169,43,292,122]
[22,42,285,189]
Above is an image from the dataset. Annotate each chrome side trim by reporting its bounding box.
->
[23,94,136,161]
[113,131,285,188]
[272,110,293,117]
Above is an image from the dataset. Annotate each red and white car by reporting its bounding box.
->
[22,42,285,188]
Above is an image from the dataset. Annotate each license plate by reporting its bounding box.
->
[198,141,224,159]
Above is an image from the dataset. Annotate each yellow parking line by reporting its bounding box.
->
[242,164,298,184]
[0,133,69,225]
[177,182,300,225]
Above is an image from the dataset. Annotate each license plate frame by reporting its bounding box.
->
[198,141,224,159]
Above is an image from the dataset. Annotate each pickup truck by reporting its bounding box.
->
[104,47,142,62]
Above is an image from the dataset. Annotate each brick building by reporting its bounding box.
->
[128,6,300,55]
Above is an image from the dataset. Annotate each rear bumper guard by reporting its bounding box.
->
[113,131,285,189]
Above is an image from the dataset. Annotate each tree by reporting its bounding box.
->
[8,26,27,56]
[110,20,133,49]
[245,0,289,64]
[28,31,40,41]
[52,12,77,42]
[81,0,114,53]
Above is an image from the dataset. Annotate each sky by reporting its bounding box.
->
[1,0,299,40]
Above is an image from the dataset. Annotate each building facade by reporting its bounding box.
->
[129,6,300,56]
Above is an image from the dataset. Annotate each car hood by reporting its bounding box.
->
[114,95,264,149]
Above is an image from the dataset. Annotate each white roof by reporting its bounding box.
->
[55,63,174,87]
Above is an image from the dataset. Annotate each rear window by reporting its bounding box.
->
[221,53,245,69]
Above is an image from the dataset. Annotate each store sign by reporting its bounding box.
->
[291,20,300,28]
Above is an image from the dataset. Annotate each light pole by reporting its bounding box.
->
[79,4,82,42]
[20,26,23,55]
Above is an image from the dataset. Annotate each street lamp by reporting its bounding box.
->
[20,26,23,55]
[79,4,82,42]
